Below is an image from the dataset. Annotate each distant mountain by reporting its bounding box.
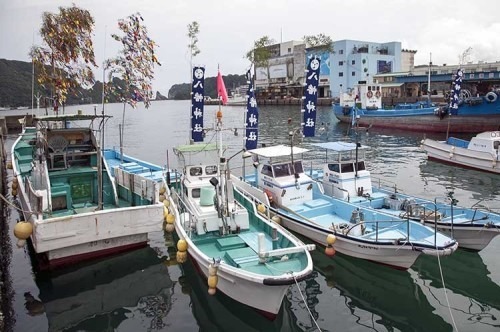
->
[0,58,168,108]
[168,74,247,100]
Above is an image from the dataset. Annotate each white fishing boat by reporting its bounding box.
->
[309,141,500,251]
[421,131,500,174]
[165,65,314,317]
[11,113,166,269]
[231,144,457,270]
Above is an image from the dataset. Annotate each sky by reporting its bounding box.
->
[1,0,500,95]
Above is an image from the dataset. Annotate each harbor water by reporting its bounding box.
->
[1,100,500,332]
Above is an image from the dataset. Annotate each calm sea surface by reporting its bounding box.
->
[2,100,500,332]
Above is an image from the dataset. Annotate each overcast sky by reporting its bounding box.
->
[1,0,500,94]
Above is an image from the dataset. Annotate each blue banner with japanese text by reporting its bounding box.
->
[302,56,321,137]
[245,70,258,150]
[449,68,463,115]
[191,66,205,142]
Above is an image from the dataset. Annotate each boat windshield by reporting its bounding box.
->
[273,163,291,177]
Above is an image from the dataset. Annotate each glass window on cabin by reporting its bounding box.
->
[328,163,340,173]
[274,164,290,177]
[192,188,201,198]
[189,167,203,176]
[273,164,291,177]
[205,165,217,175]
[341,163,354,173]
[494,141,499,150]
[261,165,273,177]
[356,161,366,171]
[352,60,355,65]
[291,161,304,174]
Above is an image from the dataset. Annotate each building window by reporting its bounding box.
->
[352,71,355,76]
[339,72,344,77]
[339,50,344,55]
[352,60,355,65]
[339,61,343,66]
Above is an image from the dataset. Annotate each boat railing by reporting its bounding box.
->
[233,184,305,245]
[24,176,43,219]
[170,189,200,234]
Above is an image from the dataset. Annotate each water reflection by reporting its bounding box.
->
[412,251,500,330]
[180,257,303,332]
[309,248,452,332]
[34,247,174,331]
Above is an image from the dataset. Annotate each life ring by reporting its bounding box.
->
[485,91,497,103]
[366,91,373,98]
[375,91,381,98]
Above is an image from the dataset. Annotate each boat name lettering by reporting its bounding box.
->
[358,244,379,250]
[263,181,274,188]
[289,196,305,201]
[491,131,500,137]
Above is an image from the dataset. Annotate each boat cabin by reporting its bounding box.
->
[312,142,373,200]
[339,81,383,110]
[468,131,500,156]
[248,145,314,207]
[174,143,249,235]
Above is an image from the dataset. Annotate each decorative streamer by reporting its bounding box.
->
[245,69,258,150]
[448,68,463,115]
[191,66,205,142]
[302,56,321,137]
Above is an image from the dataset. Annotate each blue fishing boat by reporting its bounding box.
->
[166,66,314,317]
[333,69,500,133]
[309,141,500,250]
[11,113,167,269]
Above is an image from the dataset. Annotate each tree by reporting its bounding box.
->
[245,36,276,68]
[303,33,334,53]
[31,4,97,113]
[106,12,161,109]
[187,21,201,59]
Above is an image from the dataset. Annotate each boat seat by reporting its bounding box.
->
[304,199,330,209]
[224,247,259,267]
[48,135,69,170]
[216,236,247,251]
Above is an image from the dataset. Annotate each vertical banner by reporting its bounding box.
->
[302,56,321,137]
[449,68,463,115]
[245,69,258,150]
[191,66,205,142]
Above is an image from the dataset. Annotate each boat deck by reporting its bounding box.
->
[194,227,305,276]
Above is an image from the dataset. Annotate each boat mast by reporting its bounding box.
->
[427,52,432,106]
[97,26,107,211]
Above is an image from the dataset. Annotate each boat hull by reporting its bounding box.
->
[275,210,421,270]
[334,108,500,133]
[422,222,499,251]
[421,138,500,174]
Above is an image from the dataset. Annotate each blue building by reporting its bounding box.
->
[330,40,402,97]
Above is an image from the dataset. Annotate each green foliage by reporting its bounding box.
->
[168,74,247,100]
[0,59,145,108]
[303,33,334,53]
[245,36,275,67]
[187,21,201,58]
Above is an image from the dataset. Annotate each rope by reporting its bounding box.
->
[0,192,34,218]
[436,248,459,332]
[291,273,322,332]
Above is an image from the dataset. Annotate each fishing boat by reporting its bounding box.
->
[333,70,500,133]
[11,113,166,269]
[309,141,500,250]
[166,65,314,317]
[232,56,457,270]
[231,144,457,270]
[421,131,500,174]
[34,247,174,331]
